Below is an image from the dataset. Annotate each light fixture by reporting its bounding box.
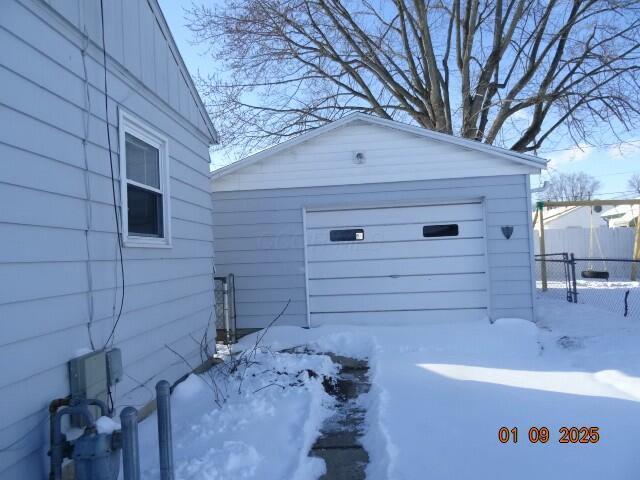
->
[352,152,365,164]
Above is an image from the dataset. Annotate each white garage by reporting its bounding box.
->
[211,114,546,328]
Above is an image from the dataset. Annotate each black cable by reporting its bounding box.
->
[99,0,125,348]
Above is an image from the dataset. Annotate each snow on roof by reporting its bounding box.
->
[601,204,640,227]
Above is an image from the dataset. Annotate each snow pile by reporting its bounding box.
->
[136,298,640,479]
[137,350,337,480]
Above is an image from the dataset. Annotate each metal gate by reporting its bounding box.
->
[214,274,236,344]
[535,253,578,303]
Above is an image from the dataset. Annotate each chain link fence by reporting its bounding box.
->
[572,258,640,318]
[535,253,577,303]
[536,254,640,319]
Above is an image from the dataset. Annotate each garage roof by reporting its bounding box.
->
[211,113,547,191]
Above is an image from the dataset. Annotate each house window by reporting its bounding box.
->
[330,229,365,242]
[423,224,459,237]
[119,110,171,247]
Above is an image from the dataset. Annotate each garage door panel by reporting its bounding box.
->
[309,291,487,312]
[310,309,488,324]
[307,238,485,262]
[307,203,483,228]
[308,256,487,279]
[304,202,489,324]
[306,220,484,245]
[309,273,487,295]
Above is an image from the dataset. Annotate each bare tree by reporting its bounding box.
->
[544,172,601,201]
[187,0,640,158]
[628,173,640,194]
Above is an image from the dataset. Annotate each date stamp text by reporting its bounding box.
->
[498,426,600,444]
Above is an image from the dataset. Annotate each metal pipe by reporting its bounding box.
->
[50,404,95,480]
[48,398,70,480]
[530,181,550,194]
[120,407,140,480]
[156,380,175,480]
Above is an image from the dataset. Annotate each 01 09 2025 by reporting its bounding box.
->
[498,426,600,444]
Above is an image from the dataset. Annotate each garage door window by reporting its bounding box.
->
[423,224,459,237]
[330,229,365,241]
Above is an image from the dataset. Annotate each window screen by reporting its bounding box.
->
[422,224,459,237]
[330,229,365,242]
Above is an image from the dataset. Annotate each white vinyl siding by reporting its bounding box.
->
[0,0,215,477]
[305,202,489,325]
[213,121,538,192]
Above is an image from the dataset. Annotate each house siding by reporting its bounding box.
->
[212,175,535,329]
[0,0,215,478]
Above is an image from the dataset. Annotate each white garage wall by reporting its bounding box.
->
[212,175,535,328]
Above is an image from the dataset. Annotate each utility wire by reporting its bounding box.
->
[540,139,640,154]
[99,0,125,349]
[80,26,96,351]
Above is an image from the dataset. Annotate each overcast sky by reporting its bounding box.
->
[159,1,640,199]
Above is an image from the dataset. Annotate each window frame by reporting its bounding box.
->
[118,109,172,248]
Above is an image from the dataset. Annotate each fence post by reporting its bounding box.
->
[227,273,236,343]
[631,219,640,280]
[120,407,140,480]
[222,278,230,343]
[569,253,578,303]
[156,380,175,480]
[537,202,548,291]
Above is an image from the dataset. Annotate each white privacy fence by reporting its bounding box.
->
[534,226,635,258]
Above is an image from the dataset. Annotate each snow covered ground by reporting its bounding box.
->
[137,298,640,479]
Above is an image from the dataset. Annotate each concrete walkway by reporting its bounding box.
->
[310,354,370,480]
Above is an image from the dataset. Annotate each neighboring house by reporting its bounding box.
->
[0,1,217,478]
[601,205,640,228]
[533,205,608,231]
[211,114,546,329]
[532,205,637,257]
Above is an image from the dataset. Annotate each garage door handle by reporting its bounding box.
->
[389,275,400,278]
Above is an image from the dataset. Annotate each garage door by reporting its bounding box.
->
[305,202,489,325]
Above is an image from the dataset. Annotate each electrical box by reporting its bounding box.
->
[106,348,122,386]
[69,350,108,426]
[69,350,108,402]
